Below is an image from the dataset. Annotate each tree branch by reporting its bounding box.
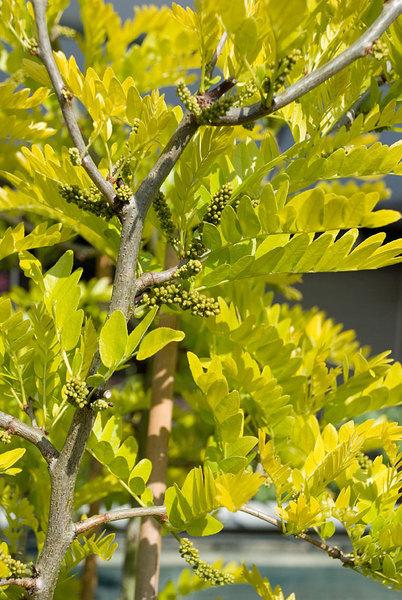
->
[0,411,59,465]
[240,506,355,567]
[135,265,181,296]
[74,506,167,536]
[72,502,355,568]
[32,0,116,205]
[330,74,388,133]
[110,113,198,317]
[0,577,37,590]
[205,32,227,81]
[209,0,402,126]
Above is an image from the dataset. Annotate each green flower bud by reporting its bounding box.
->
[59,184,115,220]
[115,183,132,204]
[0,551,32,577]
[91,398,110,412]
[68,147,81,166]
[185,237,206,259]
[143,282,219,318]
[199,96,235,124]
[131,117,141,133]
[63,377,89,409]
[203,183,233,226]
[0,430,11,444]
[153,191,178,246]
[177,81,202,116]
[26,38,39,55]
[357,452,372,472]
[177,259,202,279]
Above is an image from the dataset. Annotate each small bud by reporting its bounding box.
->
[91,398,110,412]
[0,430,12,444]
[68,147,81,166]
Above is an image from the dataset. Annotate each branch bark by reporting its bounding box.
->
[74,506,166,536]
[0,410,58,465]
[135,247,180,600]
[0,577,37,590]
[240,506,355,567]
[209,0,402,126]
[32,0,116,205]
[71,503,355,569]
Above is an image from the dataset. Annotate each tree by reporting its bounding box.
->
[0,0,402,599]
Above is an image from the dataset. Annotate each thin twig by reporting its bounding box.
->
[0,411,59,465]
[32,0,116,205]
[0,577,37,590]
[330,74,388,132]
[73,503,355,568]
[23,398,40,430]
[240,506,355,567]
[74,506,167,536]
[135,265,181,295]
[208,0,402,126]
[205,32,227,81]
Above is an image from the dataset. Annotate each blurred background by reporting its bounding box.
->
[1,1,401,599]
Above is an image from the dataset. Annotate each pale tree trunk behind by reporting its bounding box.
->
[134,247,179,600]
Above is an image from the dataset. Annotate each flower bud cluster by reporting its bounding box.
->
[91,398,110,412]
[234,81,258,105]
[179,538,234,586]
[372,39,389,61]
[177,82,202,116]
[143,283,220,318]
[0,430,11,444]
[176,259,202,279]
[131,117,141,133]
[114,183,132,205]
[271,48,303,91]
[204,183,233,226]
[0,550,32,577]
[153,192,178,246]
[26,38,39,55]
[68,147,81,166]
[185,237,206,259]
[59,184,115,220]
[64,378,89,409]
[357,452,372,473]
[198,96,234,124]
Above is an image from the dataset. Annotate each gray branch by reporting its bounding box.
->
[0,577,37,590]
[109,114,198,317]
[74,506,167,535]
[0,411,59,465]
[135,265,180,295]
[240,506,355,567]
[210,0,402,125]
[205,32,228,81]
[74,503,355,568]
[32,0,116,205]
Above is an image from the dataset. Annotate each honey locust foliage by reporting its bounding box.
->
[0,0,402,599]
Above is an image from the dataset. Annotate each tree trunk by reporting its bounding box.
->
[134,248,179,600]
